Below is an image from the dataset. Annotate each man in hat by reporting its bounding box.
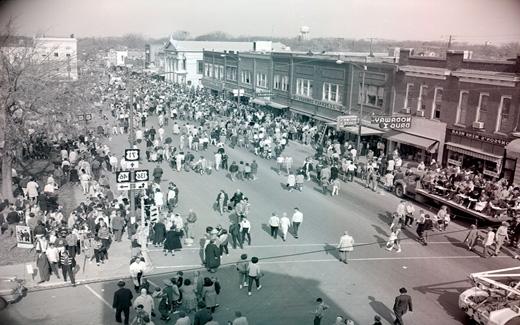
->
[337,231,355,264]
[113,280,133,324]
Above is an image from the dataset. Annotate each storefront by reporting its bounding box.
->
[383,118,446,164]
[504,138,520,183]
[445,128,507,178]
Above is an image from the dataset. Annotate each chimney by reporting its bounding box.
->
[398,48,414,66]
[446,50,464,70]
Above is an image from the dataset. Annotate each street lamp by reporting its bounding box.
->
[337,60,367,152]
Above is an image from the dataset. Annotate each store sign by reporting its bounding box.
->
[337,115,359,128]
[292,95,344,111]
[371,116,412,129]
[449,129,509,146]
[483,169,500,178]
[447,159,462,166]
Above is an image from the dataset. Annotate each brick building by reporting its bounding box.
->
[395,49,520,181]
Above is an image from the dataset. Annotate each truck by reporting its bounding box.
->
[459,267,520,325]
[392,169,507,224]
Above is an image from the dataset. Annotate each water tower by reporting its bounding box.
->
[299,26,310,41]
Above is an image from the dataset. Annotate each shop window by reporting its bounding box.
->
[456,91,469,125]
[432,88,442,119]
[477,93,489,124]
[497,96,512,133]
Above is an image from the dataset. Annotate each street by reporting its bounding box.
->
[2,114,519,325]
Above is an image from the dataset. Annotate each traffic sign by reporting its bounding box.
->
[116,171,131,183]
[126,160,139,169]
[125,149,140,161]
[132,181,148,190]
[134,170,149,182]
[117,183,131,191]
[337,115,359,128]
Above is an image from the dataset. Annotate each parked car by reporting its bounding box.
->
[0,277,27,311]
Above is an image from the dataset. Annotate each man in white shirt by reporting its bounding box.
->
[46,243,61,278]
[268,213,280,239]
[239,216,251,245]
[291,208,303,239]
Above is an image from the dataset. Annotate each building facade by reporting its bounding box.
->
[394,49,520,180]
[35,36,78,80]
[163,38,289,87]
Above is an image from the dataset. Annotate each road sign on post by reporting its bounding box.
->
[116,171,131,184]
[337,115,359,129]
[125,149,140,161]
[134,170,149,182]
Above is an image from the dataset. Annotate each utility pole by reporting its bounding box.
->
[447,35,453,50]
[236,53,240,109]
[128,81,136,225]
[369,38,375,57]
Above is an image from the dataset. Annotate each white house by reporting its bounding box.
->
[163,38,290,87]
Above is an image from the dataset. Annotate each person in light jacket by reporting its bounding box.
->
[337,231,354,264]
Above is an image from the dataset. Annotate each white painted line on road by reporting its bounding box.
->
[151,254,512,268]
[85,284,113,309]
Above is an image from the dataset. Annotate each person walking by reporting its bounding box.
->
[463,225,479,251]
[337,231,355,264]
[152,219,166,247]
[215,190,229,216]
[201,277,221,313]
[239,216,251,246]
[483,227,496,258]
[313,297,329,325]
[386,229,402,253]
[393,287,413,325]
[130,257,146,292]
[229,223,243,249]
[247,257,262,296]
[59,249,76,286]
[133,288,155,320]
[163,225,183,256]
[279,213,291,242]
[291,208,303,239]
[236,254,249,289]
[112,212,125,242]
[268,213,280,239]
[494,222,510,256]
[113,280,134,325]
[231,311,249,325]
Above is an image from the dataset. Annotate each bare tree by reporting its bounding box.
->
[0,19,95,200]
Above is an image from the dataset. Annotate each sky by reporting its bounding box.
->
[1,0,520,43]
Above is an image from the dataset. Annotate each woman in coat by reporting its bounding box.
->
[36,252,51,283]
[180,278,198,314]
[204,239,221,273]
[201,277,220,313]
[164,226,183,256]
[337,231,355,264]
[153,219,166,247]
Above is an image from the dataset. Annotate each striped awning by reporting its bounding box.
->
[446,142,503,164]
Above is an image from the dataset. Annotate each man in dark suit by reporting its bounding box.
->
[113,280,133,324]
[393,287,413,325]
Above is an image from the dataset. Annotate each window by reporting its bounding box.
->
[204,63,210,77]
[53,52,59,57]
[359,84,384,108]
[226,67,237,81]
[213,64,218,79]
[322,82,341,103]
[456,91,469,125]
[274,75,289,91]
[281,76,289,91]
[274,75,281,89]
[182,58,186,70]
[241,71,251,84]
[404,83,414,110]
[476,93,489,124]
[432,88,443,119]
[66,53,71,58]
[497,96,512,133]
[198,61,204,74]
[417,85,428,111]
[296,78,312,97]
[219,66,224,80]
[256,73,268,88]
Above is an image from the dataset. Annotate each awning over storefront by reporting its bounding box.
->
[506,139,520,153]
[267,102,288,110]
[339,125,384,136]
[384,131,438,152]
[446,142,503,164]
[250,98,267,106]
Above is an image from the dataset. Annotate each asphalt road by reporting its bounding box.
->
[2,114,519,325]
